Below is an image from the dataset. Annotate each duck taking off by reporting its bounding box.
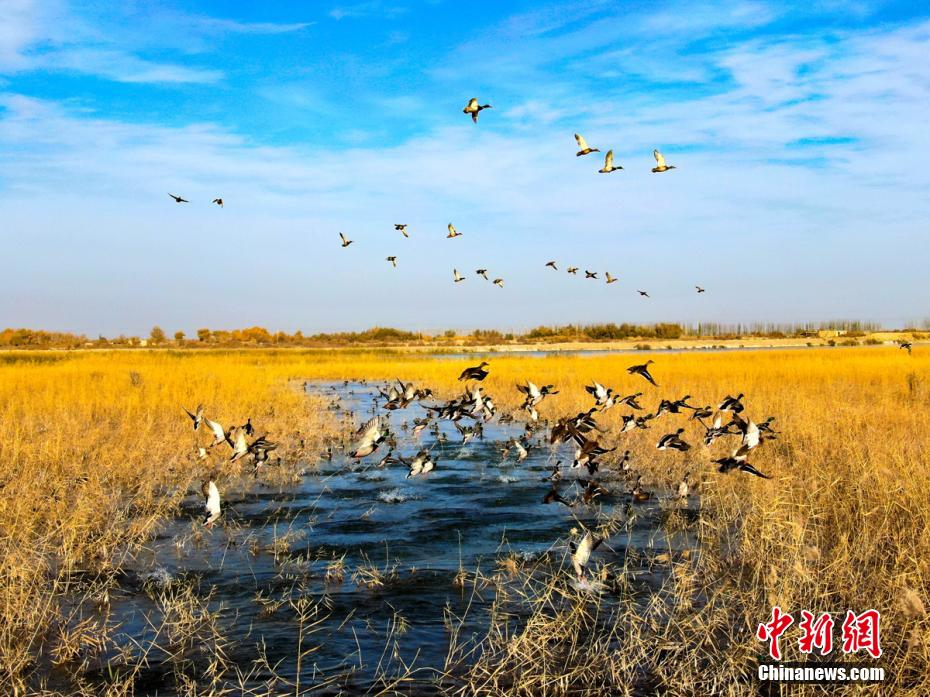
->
[352,416,388,458]
[463,97,492,123]
[651,149,676,173]
[575,133,600,157]
[713,451,770,479]
[598,150,623,173]
[657,428,691,451]
[627,360,658,386]
[183,403,204,431]
[406,449,436,477]
[202,480,221,528]
[571,530,603,579]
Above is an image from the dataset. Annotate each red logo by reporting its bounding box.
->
[757,608,882,660]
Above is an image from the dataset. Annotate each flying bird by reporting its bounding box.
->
[899,340,913,355]
[605,273,618,284]
[168,193,188,203]
[202,480,221,528]
[652,149,676,173]
[628,360,658,386]
[183,404,204,431]
[657,428,691,451]
[386,256,397,268]
[585,270,598,279]
[696,286,706,293]
[339,232,353,247]
[598,150,623,173]
[447,223,462,238]
[463,97,492,123]
[575,133,600,157]
[714,451,770,478]
[493,278,504,288]
[406,449,436,477]
[352,416,388,458]
[637,290,650,297]
[546,261,558,270]
[567,266,579,275]
[395,224,409,237]
[458,361,490,381]
[203,416,231,448]
[453,268,466,283]
[476,269,489,280]
[570,530,603,578]
[212,198,223,207]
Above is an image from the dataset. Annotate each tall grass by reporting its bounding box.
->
[1,347,928,694]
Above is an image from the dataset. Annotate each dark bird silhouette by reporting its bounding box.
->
[339,232,353,247]
[637,290,650,297]
[168,193,188,203]
[395,224,409,237]
[696,286,706,293]
[546,261,558,270]
[585,270,598,279]
[458,361,490,382]
[212,198,224,207]
[627,360,658,386]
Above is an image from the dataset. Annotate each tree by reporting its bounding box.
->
[174,331,185,344]
[149,326,166,344]
[197,328,211,343]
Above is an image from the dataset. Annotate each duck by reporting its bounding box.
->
[203,416,232,448]
[617,392,644,409]
[605,273,618,284]
[570,530,603,578]
[212,198,223,207]
[574,133,600,157]
[695,286,706,293]
[543,486,572,506]
[585,270,598,279]
[899,341,913,355]
[627,360,658,386]
[657,428,690,451]
[168,193,188,203]
[406,449,436,478]
[493,278,504,288]
[202,480,221,527]
[447,223,462,238]
[580,479,610,504]
[598,150,622,173]
[567,266,579,275]
[386,256,397,268]
[183,403,204,431]
[676,472,690,500]
[395,223,409,237]
[585,381,613,406]
[352,416,388,458]
[463,97,492,123]
[458,361,490,382]
[717,393,745,413]
[651,149,676,173]
[631,475,651,502]
[453,268,466,283]
[637,290,650,297]
[476,268,489,280]
[339,232,353,247]
[511,438,529,463]
[546,261,558,270]
[713,451,770,478]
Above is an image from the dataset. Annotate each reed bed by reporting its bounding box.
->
[1,346,928,694]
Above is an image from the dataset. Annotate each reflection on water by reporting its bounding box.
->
[73,381,697,693]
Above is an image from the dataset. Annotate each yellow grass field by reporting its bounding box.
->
[1,346,928,694]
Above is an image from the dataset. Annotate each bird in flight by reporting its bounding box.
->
[168,193,188,203]
[567,266,578,275]
[447,223,462,238]
[395,224,409,237]
[598,150,623,173]
[463,97,492,123]
[493,278,504,288]
[652,149,676,173]
[183,403,204,431]
[628,360,658,386]
[695,286,706,293]
[585,270,598,279]
[605,273,618,284]
[714,451,770,478]
[899,340,913,355]
[476,268,489,280]
[574,133,600,156]
[458,361,490,381]
[202,480,221,528]
[339,232,353,247]
[571,530,603,579]
[386,256,397,268]
[546,261,558,270]
[212,198,224,207]
[453,268,465,283]
[637,289,650,297]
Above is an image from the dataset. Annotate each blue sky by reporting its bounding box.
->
[1,0,928,336]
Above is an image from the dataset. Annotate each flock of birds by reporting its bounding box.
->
[185,356,779,583]
[166,97,704,299]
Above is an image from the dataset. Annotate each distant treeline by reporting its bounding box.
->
[1,320,926,350]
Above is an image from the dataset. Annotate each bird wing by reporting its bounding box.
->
[604,150,613,169]
[205,481,221,517]
[572,532,593,575]
[466,97,478,109]
[448,223,457,235]
[203,417,225,443]
[654,149,666,167]
[575,133,588,150]
[356,416,384,445]
[340,232,348,243]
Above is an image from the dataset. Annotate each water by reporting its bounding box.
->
[62,380,698,694]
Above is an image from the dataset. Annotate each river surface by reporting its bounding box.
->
[70,380,698,694]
